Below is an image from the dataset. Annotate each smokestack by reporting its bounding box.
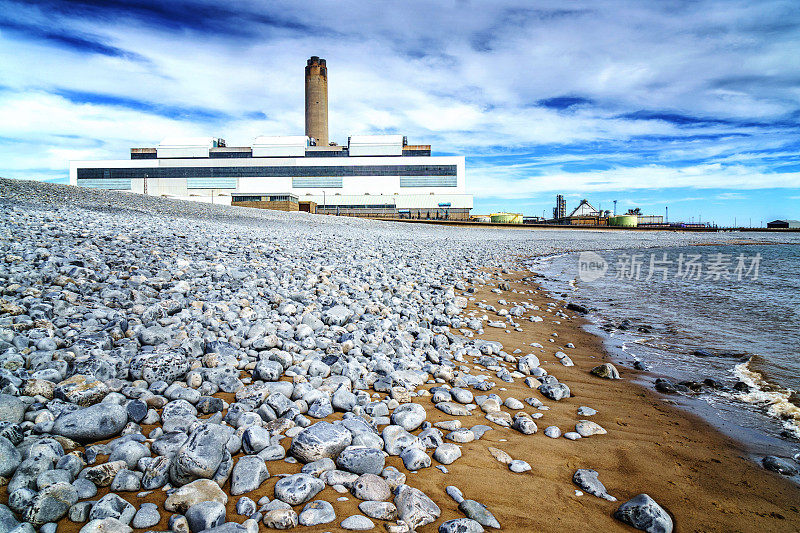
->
[305,56,328,146]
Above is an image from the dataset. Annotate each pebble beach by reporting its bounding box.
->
[1,178,799,533]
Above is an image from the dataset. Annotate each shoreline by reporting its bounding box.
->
[447,266,800,531]
[529,244,800,458]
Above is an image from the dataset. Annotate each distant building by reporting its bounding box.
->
[568,199,599,218]
[767,219,800,228]
[553,194,566,219]
[68,56,473,220]
[638,215,664,225]
[231,193,299,212]
[523,216,545,224]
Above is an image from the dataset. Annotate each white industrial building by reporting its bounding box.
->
[69,134,472,219]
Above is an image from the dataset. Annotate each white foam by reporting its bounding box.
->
[732,358,800,438]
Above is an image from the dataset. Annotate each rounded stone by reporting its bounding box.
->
[336,446,386,475]
[298,500,336,526]
[390,403,426,431]
[51,404,128,443]
[613,494,673,533]
[340,515,374,531]
[433,443,462,465]
[185,501,226,533]
[131,503,160,529]
[262,508,298,530]
[439,518,485,533]
[274,473,325,506]
[358,501,397,521]
[350,473,391,501]
[289,421,352,463]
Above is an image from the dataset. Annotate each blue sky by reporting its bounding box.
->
[0,0,798,226]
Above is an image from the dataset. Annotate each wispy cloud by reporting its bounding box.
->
[0,19,148,61]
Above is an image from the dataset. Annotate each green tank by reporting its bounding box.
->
[608,215,638,227]
[490,213,522,224]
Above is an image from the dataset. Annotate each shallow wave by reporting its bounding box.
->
[732,358,800,438]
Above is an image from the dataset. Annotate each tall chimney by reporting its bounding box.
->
[305,56,328,146]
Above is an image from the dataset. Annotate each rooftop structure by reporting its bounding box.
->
[767,219,800,228]
[568,199,599,218]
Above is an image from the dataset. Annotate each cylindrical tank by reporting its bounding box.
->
[608,215,638,227]
[305,56,328,147]
[490,213,523,224]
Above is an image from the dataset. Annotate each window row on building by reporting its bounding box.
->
[76,164,457,180]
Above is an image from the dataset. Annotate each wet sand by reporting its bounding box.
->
[38,268,800,533]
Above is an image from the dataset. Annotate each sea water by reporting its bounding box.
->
[531,237,800,457]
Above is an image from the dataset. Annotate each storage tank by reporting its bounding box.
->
[490,213,523,224]
[608,215,638,227]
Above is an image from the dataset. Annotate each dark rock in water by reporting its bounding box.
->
[637,326,652,333]
[654,379,677,394]
[633,360,650,371]
[733,381,751,392]
[762,456,798,475]
[780,430,800,442]
[618,320,632,331]
[678,381,703,392]
[702,378,720,388]
[613,493,673,533]
[693,349,713,357]
[566,303,587,314]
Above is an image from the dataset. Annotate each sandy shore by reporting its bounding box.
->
[31,267,799,533]
[426,267,800,532]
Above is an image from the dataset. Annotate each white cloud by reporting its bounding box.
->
[0,0,798,192]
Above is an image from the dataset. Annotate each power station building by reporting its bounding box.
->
[68,56,472,220]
